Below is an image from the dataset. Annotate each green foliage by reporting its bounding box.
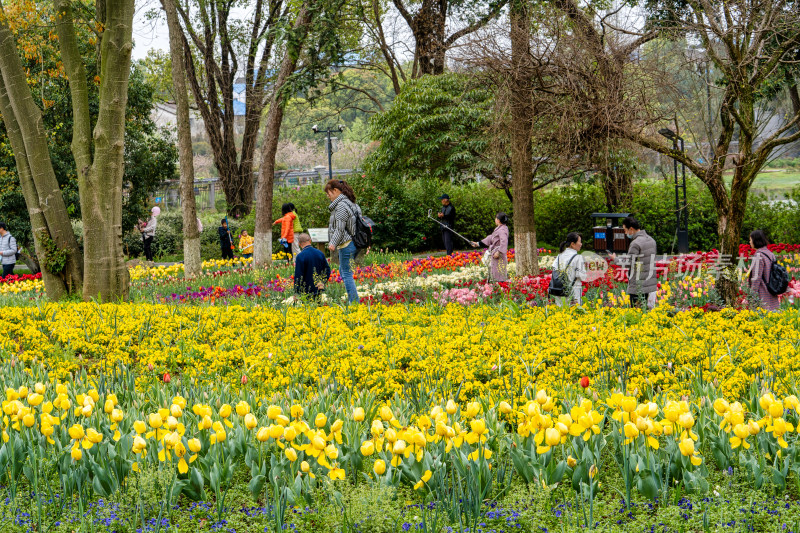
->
[533,183,605,249]
[629,180,720,253]
[125,179,800,259]
[138,50,174,103]
[743,189,800,245]
[765,157,800,170]
[37,230,68,275]
[0,18,176,250]
[281,68,396,144]
[0,169,30,246]
[364,73,495,183]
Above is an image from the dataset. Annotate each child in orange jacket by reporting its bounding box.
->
[273,203,297,261]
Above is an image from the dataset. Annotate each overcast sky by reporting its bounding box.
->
[132,0,169,61]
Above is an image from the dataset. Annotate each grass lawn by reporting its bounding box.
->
[725,169,800,196]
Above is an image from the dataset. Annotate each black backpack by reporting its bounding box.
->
[548,254,577,297]
[346,204,374,250]
[759,252,789,296]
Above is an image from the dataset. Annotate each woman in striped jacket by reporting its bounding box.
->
[325,179,361,303]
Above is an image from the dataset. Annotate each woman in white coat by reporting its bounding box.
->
[553,232,587,306]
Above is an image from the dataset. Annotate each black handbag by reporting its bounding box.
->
[548,254,577,297]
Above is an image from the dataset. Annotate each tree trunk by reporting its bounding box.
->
[716,199,746,304]
[509,0,539,277]
[164,0,201,278]
[219,168,255,217]
[254,4,313,268]
[0,15,83,298]
[174,0,284,219]
[0,77,65,295]
[600,169,633,210]
[56,0,134,300]
[413,0,446,76]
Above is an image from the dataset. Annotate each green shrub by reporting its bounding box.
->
[744,190,800,245]
[534,183,603,249]
[123,180,800,260]
[630,180,719,253]
[765,157,800,169]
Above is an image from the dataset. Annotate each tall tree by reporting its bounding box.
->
[508,0,539,276]
[55,0,135,299]
[634,0,800,301]
[363,73,500,184]
[0,7,83,298]
[393,0,508,76]
[163,0,200,278]
[253,0,349,266]
[173,0,285,217]
[254,4,313,268]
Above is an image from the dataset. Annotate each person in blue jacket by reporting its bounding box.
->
[294,233,331,299]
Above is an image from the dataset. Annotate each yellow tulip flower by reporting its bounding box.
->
[360,441,375,456]
[235,401,250,417]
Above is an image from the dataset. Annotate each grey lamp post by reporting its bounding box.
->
[659,127,689,254]
[312,124,345,181]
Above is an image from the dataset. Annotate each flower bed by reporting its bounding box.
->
[2,302,798,399]
[0,273,44,294]
[3,358,800,532]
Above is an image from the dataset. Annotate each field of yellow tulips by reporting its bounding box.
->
[3,249,800,531]
[2,302,799,401]
[3,358,800,533]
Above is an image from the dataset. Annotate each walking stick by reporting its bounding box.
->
[427,209,475,245]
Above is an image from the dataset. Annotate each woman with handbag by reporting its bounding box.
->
[552,232,587,307]
[471,212,509,282]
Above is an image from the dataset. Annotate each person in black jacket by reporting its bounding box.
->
[218,219,234,260]
[294,233,331,299]
[438,194,456,255]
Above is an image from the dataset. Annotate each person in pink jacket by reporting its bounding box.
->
[471,212,509,282]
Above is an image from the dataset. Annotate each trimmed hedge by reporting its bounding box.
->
[123,178,800,259]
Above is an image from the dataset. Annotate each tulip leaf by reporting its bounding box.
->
[551,460,567,485]
[572,464,587,492]
[210,462,220,490]
[771,467,786,490]
[249,474,266,499]
[712,446,729,470]
[639,474,658,501]
[182,467,206,501]
[92,472,112,497]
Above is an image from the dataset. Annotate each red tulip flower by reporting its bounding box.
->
[241,374,248,385]
[580,376,590,388]
[163,372,171,383]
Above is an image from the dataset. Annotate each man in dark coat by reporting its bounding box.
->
[294,233,331,298]
[610,216,658,309]
[438,194,456,256]
[218,219,234,259]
